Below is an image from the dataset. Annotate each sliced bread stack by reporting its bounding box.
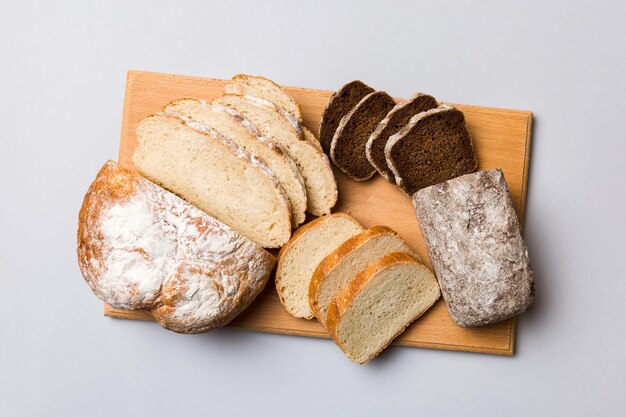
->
[134,75,338,248]
[320,81,478,195]
[276,213,440,364]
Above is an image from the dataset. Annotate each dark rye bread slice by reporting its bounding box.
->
[330,91,396,181]
[385,104,478,195]
[365,93,439,181]
[319,81,375,152]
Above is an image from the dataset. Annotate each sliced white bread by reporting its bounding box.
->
[327,252,440,364]
[309,226,416,327]
[214,94,338,216]
[302,126,323,152]
[162,98,307,227]
[225,74,303,122]
[275,213,364,319]
[134,114,291,248]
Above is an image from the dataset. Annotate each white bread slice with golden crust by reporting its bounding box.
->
[134,114,291,248]
[327,252,440,364]
[302,126,323,152]
[225,74,303,122]
[309,226,417,327]
[276,213,363,318]
[213,94,338,216]
[162,98,307,227]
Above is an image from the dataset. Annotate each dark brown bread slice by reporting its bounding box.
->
[385,104,478,195]
[330,91,396,181]
[319,81,375,152]
[365,93,438,181]
[413,169,534,327]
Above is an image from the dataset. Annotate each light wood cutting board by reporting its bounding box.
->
[105,70,533,356]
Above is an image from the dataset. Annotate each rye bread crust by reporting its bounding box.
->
[385,105,478,195]
[366,93,439,181]
[412,169,534,327]
[319,80,375,152]
[330,91,396,181]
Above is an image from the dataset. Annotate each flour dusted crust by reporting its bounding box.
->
[412,169,534,327]
[77,161,275,333]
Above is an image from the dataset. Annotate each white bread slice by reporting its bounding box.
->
[276,213,363,318]
[225,74,303,122]
[309,226,417,327]
[162,98,307,227]
[327,252,440,364]
[134,114,291,248]
[302,126,323,152]
[214,94,338,216]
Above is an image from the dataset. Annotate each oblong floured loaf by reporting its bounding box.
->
[308,226,417,327]
[214,94,338,216]
[385,104,478,195]
[330,91,396,181]
[162,98,307,227]
[276,213,363,319]
[326,252,440,364]
[365,93,439,181]
[77,161,275,333]
[134,114,291,248]
[413,169,534,327]
[319,80,375,152]
[225,74,303,122]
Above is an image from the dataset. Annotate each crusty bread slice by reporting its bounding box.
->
[319,80,375,152]
[309,226,416,327]
[302,126,323,152]
[214,94,338,216]
[276,213,363,319]
[163,98,307,227]
[134,114,291,248]
[225,74,303,122]
[366,93,438,181]
[330,91,396,181]
[385,104,478,195]
[327,252,440,364]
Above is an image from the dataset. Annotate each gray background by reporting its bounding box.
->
[1,1,624,415]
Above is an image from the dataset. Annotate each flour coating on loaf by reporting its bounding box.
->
[413,169,534,327]
[77,161,275,332]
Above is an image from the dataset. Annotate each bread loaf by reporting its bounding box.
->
[162,98,307,227]
[385,104,478,195]
[330,91,396,181]
[366,93,438,181]
[214,94,338,216]
[275,213,363,319]
[326,252,440,364]
[413,169,534,327]
[77,161,275,333]
[309,226,416,327]
[319,80,375,152]
[134,114,291,248]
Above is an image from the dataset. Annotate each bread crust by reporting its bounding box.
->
[319,80,375,152]
[226,74,303,122]
[326,252,440,364]
[275,213,362,319]
[330,91,396,181]
[308,226,419,324]
[77,161,276,333]
[385,105,478,195]
[365,93,438,181]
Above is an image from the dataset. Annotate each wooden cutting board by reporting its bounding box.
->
[105,70,533,356]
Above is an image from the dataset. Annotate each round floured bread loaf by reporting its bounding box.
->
[77,161,275,333]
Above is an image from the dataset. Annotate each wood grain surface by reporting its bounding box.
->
[105,70,532,356]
